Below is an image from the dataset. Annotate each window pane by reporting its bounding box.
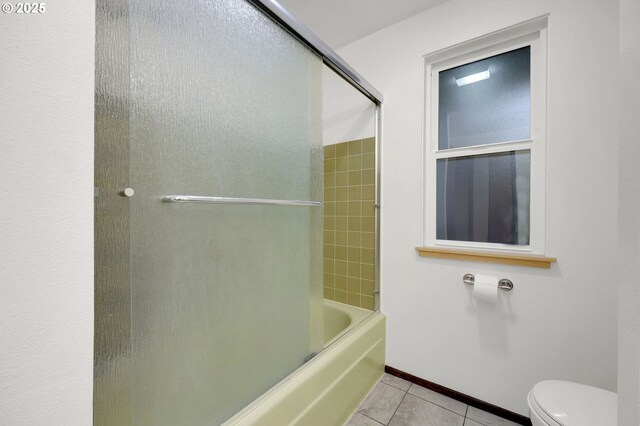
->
[438,46,530,150]
[436,151,530,245]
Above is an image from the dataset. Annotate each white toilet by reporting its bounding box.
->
[527,380,617,426]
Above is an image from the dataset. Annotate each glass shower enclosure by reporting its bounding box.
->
[95,0,323,424]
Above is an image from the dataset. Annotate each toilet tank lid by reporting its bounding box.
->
[531,380,617,426]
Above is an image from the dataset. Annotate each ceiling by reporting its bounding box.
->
[276,0,450,49]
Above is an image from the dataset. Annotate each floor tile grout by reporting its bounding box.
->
[382,382,408,392]
[405,384,468,418]
[358,411,386,426]
[386,388,409,425]
[350,376,518,426]
[381,381,410,392]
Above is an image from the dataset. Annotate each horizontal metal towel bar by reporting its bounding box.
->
[161,195,321,207]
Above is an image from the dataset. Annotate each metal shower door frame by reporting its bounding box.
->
[247,0,384,312]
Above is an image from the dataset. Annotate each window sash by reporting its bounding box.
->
[435,139,533,160]
[430,37,541,155]
[423,22,547,255]
[436,46,532,151]
[436,150,532,247]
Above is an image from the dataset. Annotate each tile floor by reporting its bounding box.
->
[347,373,522,426]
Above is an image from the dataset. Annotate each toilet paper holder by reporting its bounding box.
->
[463,273,513,291]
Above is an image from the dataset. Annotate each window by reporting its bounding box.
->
[424,17,548,255]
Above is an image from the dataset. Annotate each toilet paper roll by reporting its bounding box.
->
[473,274,498,302]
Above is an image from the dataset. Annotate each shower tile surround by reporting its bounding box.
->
[323,138,376,309]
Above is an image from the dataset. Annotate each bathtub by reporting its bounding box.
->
[224,300,385,426]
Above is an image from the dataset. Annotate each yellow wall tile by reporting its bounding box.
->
[324,187,336,201]
[325,144,336,158]
[324,216,335,230]
[348,246,361,262]
[335,216,348,231]
[323,259,335,273]
[348,170,361,186]
[335,171,348,186]
[324,201,336,216]
[324,140,377,310]
[361,295,374,310]
[324,172,336,187]
[348,201,361,216]
[336,187,348,201]
[361,248,375,264]
[362,138,375,153]
[325,158,336,173]
[323,273,334,287]
[348,231,361,247]
[336,156,348,172]
[362,153,375,170]
[348,186,362,201]
[347,292,361,307]
[336,142,348,157]
[347,261,361,278]
[347,277,361,293]
[335,231,348,246]
[324,287,335,300]
[348,217,361,232]
[361,168,375,184]
[348,139,362,155]
[361,201,375,217]
[361,232,375,249]
[361,279,375,296]
[323,231,334,245]
[362,217,375,231]
[325,244,335,259]
[335,274,347,291]
[335,245,348,260]
[361,264,375,281]
[362,184,375,201]
[348,155,362,170]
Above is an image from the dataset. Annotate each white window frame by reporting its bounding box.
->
[423,16,548,255]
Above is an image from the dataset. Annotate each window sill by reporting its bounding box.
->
[415,246,557,269]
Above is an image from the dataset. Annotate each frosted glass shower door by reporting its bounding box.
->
[127,0,323,424]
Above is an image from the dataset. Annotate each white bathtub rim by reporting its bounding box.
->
[223,306,382,426]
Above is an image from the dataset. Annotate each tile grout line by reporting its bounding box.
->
[357,411,386,426]
[414,396,468,422]
[355,378,513,426]
[464,404,469,425]
[381,382,411,393]
[385,387,409,426]
[396,382,469,421]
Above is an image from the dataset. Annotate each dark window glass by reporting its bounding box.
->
[438,47,531,150]
[436,150,530,245]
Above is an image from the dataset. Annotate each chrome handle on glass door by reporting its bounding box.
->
[161,195,321,207]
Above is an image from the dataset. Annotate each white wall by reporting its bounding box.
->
[0,1,95,424]
[337,0,619,416]
[618,0,640,423]
[323,67,375,145]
